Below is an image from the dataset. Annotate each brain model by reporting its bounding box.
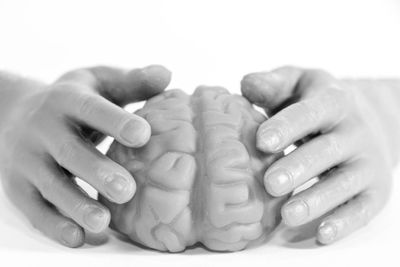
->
[101,86,287,252]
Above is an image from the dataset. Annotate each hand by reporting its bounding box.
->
[241,66,392,244]
[0,65,171,247]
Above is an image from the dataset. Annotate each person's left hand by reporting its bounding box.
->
[241,66,392,244]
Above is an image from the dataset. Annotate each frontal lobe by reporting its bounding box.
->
[101,87,286,252]
[192,87,284,251]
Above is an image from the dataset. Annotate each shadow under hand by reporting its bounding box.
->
[274,219,323,249]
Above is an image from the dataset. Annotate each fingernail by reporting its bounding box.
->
[282,200,309,226]
[257,129,281,151]
[120,119,150,147]
[104,173,135,202]
[127,65,171,99]
[242,73,264,88]
[318,222,337,244]
[60,223,82,247]
[83,207,108,232]
[142,65,172,85]
[246,72,284,90]
[265,170,292,196]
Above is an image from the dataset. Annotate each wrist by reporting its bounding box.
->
[0,71,45,127]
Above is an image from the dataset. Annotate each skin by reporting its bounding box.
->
[241,66,400,245]
[0,65,171,247]
[0,65,398,249]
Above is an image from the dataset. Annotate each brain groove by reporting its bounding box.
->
[101,86,287,252]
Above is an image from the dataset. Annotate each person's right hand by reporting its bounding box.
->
[0,65,171,247]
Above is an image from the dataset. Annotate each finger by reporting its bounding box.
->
[281,160,373,227]
[55,65,172,106]
[42,124,136,204]
[256,88,348,152]
[264,125,360,196]
[241,66,342,113]
[49,88,151,147]
[241,66,303,111]
[29,161,111,233]
[317,186,390,245]
[2,176,85,247]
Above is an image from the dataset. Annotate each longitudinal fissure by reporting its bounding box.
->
[189,91,205,243]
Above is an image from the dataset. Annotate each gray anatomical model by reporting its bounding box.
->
[101,86,287,252]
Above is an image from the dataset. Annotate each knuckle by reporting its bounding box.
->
[56,137,79,165]
[296,101,320,125]
[57,69,90,83]
[52,81,92,96]
[77,94,98,116]
[22,92,54,125]
[278,65,301,74]
[30,204,49,231]
[357,198,372,227]
[321,134,342,159]
[48,82,83,104]
[36,166,59,200]
[48,83,68,100]
[307,68,331,79]
[335,169,357,194]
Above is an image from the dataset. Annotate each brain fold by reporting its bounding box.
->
[102,86,286,252]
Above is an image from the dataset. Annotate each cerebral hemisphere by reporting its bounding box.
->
[100,86,287,252]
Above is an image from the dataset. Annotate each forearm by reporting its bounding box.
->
[343,79,400,167]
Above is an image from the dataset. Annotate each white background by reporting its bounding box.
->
[0,0,399,266]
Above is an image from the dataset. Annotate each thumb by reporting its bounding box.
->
[57,65,172,106]
[240,66,303,114]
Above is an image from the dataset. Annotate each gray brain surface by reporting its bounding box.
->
[101,86,287,252]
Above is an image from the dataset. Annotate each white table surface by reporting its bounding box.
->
[0,0,399,266]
